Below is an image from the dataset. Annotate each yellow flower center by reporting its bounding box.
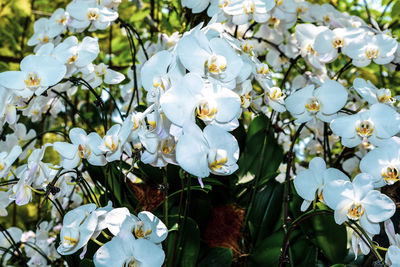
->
[56,15,68,25]
[24,72,41,88]
[242,42,254,54]
[162,138,175,155]
[208,149,228,172]
[243,1,255,14]
[269,16,280,24]
[296,5,308,13]
[306,44,318,55]
[305,97,320,113]
[133,222,152,239]
[105,136,119,152]
[78,144,91,159]
[347,203,364,220]
[206,55,227,75]
[127,257,139,267]
[218,0,229,8]
[268,87,283,100]
[365,47,379,59]
[209,157,228,171]
[196,100,218,121]
[382,166,399,185]
[63,236,78,246]
[332,36,344,48]
[39,35,49,43]
[257,65,270,75]
[240,93,252,107]
[355,120,374,138]
[67,54,78,64]
[87,8,100,20]
[377,89,393,103]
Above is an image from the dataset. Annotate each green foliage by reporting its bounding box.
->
[198,247,233,267]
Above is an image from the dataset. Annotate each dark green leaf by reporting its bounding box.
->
[311,204,347,263]
[198,247,233,267]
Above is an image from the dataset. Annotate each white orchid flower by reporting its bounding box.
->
[285,80,348,123]
[0,54,66,97]
[48,8,70,37]
[295,1,314,22]
[93,231,165,267]
[105,208,168,244]
[346,33,398,67]
[233,80,253,109]
[61,36,100,76]
[57,204,98,255]
[351,230,373,260]
[27,18,55,50]
[353,77,396,105]
[141,50,184,104]
[293,157,350,211]
[330,103,400,148]
[11,145,53,205]
[125,109,160,154]
[266,48,290,72]
[308,3,344,27]
[176,123,239,178]
[140,111,178,167]
[177,28,246,89]
[313,27,367,58]
[160,73,241,130]
[66,0,118,32]
[224,0,275,25]
[0,86,18,126]
[270,0,298,29]
[264,86,286,113]
[21,96,50,122]
[82,63,125,88]
[384,220,400,266]
[6,123,36,160]
[360,137,400,187]
[254,62,274,91]
[99,119,134,162]
[295,24,337,69]
[324,173,395,234]
[0,145,21,178]
[54,128,106,169]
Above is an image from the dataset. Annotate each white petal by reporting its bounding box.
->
[330,114,358,139]
[138,211,168,243]
[177,34,209,76]
[363,190,395,223]
[176,123,209,178]
[0,71,26,90]
[370,103,400,139]
[315,80,348,115]
[293,169,320,201]
[104,69,125,85]
[69,128,88,145]
[140,50,172,91]
[53,142,77,159]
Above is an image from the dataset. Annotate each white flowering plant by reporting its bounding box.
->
[1,0,400,266]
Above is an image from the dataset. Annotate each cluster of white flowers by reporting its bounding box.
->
[0,0,400,265]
